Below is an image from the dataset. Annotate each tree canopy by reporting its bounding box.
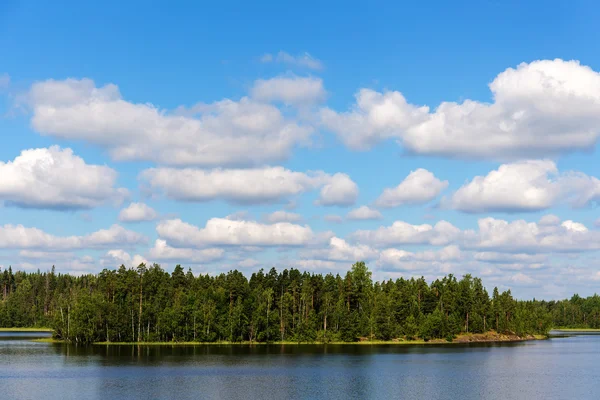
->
[0,262,595,344]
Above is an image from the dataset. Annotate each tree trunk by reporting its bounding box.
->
[131,309,135,341]
[138,275,143,342]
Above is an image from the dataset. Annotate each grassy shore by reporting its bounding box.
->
[2,328,546,345]
[552,328,600,332]
[92,340,433,345]
[0,327,53,332]
[31,338,63,343]
[92,332,545,346]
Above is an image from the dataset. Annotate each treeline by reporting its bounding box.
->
[0,262,597,344]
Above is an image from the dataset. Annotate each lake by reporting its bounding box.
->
[1,331,598,399]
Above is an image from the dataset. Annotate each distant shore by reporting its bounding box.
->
[0,327,53,332]
[28,331,547,345]
[551,328,600,332]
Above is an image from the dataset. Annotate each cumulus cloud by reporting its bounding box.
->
[224,211,252,221]
[378,245,461,272]
[316,173,359,206]
[142,167,358,206]
[238,258,261,268]
[539,214,561,226]
[290,259,350,272]
[448,160,600,213]
[27,78,312,167]
[118,202,158,222]
[320,89,428,150]
[12,255,99,275]
[148,239,224,263]
[251,75,325,105]
[0,224,146,250]
[351,220,460,247]
[464,216,600,253]
[375,169,448,208]
[19,250,75,260]
[510,272,537,285]
[102,250,148,268]
[0,146,127,210]
[260,51,323,70]
[300,237,379,262]
[322,59,600,159]
[474,252,547,264]
[156,218,325,248]
[263,211,303,223]
[346,206,382,220]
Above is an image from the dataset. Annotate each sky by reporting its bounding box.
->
[1,0,600,299]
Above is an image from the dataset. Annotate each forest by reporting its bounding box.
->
[0,262,598,344]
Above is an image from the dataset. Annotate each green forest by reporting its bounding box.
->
[0,262,598,344]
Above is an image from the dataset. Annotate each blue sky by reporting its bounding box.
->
[1,0,600,299]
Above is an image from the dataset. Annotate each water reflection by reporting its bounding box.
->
[1,334,599,399]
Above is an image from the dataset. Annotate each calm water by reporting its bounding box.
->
[1,331,599,400]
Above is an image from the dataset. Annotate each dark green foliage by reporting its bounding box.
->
[0,262,592,344]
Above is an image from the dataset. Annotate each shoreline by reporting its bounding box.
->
[551,328,600,332]
[30,332,547,345]
[0,327,53,332]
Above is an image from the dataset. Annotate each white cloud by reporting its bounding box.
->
[448,160,600,213]
[510,272,537,285]
[300,237,379,262]
[0,224,146,250]
[260,51,323,70]
[13,256,98,275]
[316,173,359,206]
[148,239,224,263]
[27,78,312,167]
[595,218,600,228]
[539,214,561,226]
[19,250,75,260]
[238,258,260,268]
[351,220,460,246]
[0,146,127,210]
[156,218,323,247]
[474,252,546,264]
[263,211,303,223]
[320,89,428,150]
[378,245,461,272]
[118,202,158,222]
[464,216,600,253]
[375,168,448,208]
[290,259,349,272]
[251,75,325,105]
[322,59,600,159]
[102,250,148,268]
[346,206,382,220]
[142,166,358,206]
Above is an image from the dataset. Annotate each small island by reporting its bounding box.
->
[0,263,596,345]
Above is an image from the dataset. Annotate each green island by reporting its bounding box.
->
[1,262,598,345]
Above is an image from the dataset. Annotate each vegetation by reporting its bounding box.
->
[0,327,53,332]
[0,262,597,344]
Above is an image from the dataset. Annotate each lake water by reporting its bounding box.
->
[1,331,598,400]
